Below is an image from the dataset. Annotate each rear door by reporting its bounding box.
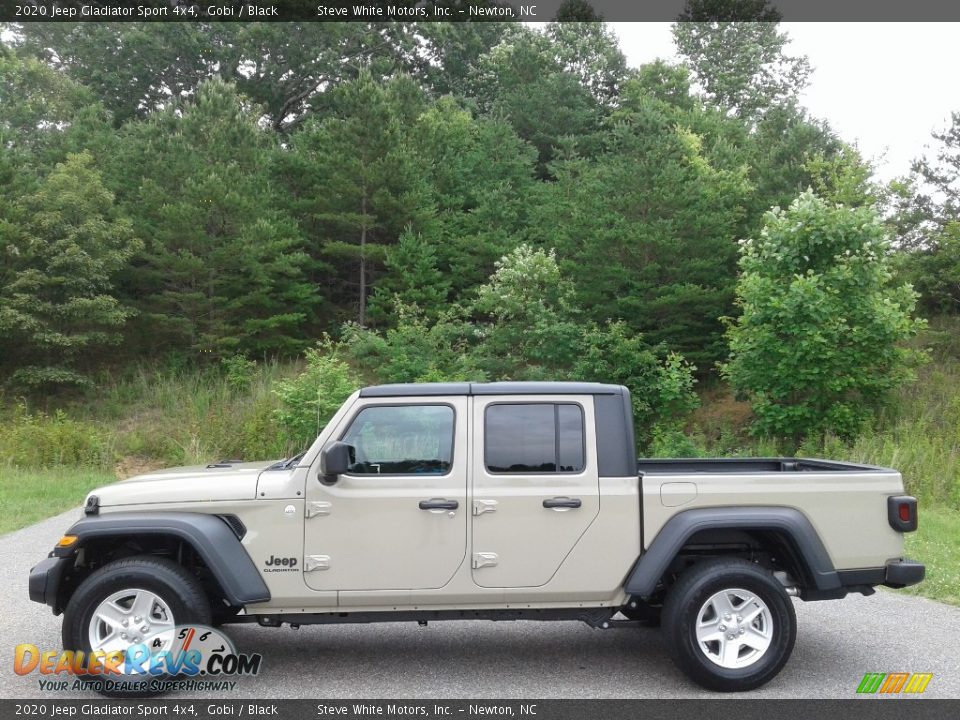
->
[470,396,600,587]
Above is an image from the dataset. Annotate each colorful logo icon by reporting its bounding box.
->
[856,672,933,694]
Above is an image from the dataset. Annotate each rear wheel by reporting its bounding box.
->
[661,558,796,692]
[62,555,211,697]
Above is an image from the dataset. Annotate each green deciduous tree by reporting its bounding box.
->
[673,1,810,120]
[11,23,420,131]
[545,21,630,106]
[473,244,582,378]
[0,152,141,391]
[723,191,926,442]
[273,338,362,449]
[342,303,483,385]
[341,244,699,448]
[571,322,699,447]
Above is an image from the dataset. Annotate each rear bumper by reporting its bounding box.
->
[883,558,925,588]
[28,555,70,614]
[835,558,926,590]
[806,558,925,600]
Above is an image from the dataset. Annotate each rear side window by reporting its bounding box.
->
[485,403,585,473]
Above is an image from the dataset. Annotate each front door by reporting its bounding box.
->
[303,397,468,592]
[471,397,600,588]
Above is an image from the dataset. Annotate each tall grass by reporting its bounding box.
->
[0,359,302,473]
[800,358,960,508]
[88,360,298,465]
[681,350,960,509]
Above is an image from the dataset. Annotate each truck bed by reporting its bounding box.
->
[636,457,894,474]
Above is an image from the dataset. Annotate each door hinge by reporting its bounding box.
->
[472,499,498,516]
[472,552,498,569]
[305,501,332,519]
[304,555,331,572]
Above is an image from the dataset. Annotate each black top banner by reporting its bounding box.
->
[2,0,960,22]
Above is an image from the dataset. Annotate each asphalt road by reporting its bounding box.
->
[2,509,958,699]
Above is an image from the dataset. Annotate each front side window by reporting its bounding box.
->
[341,405,455,475]
[485,403,585,473]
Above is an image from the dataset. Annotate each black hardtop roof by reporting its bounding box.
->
[359,381,626,398]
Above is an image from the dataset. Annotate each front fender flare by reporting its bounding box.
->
[624,506,840,597]
[63,512,271,606]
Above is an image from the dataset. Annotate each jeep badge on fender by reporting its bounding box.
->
[263,555,298,571]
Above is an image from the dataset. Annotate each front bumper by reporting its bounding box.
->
[883,558,925,588]
[28,555,71,614]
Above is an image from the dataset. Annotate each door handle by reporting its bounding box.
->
[419,498,459,511]
[543,497,582,509]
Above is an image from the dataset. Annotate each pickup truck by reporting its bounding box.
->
[29,381,924,693]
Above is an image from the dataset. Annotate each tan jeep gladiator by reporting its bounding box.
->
[29,382,924,692]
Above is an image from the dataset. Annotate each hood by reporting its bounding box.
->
[89,460,277,507]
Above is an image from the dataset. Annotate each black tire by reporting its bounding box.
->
[661,558,796,692]
[62,555,211,697]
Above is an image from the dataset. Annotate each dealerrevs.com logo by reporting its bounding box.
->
[14,625,262,693]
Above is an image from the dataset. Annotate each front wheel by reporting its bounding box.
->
[661,558,796,692]
[62,555,212,697]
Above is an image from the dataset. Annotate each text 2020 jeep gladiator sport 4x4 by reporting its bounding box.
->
[29,382,925,692]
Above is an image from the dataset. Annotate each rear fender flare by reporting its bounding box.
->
[624,506,840,597]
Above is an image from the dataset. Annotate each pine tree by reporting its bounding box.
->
[111,79,317,358]
[369,229,451,323]
[405,98,537,297]
[284,72,430,327]
[0,153,140,390]
[530,102,751,368]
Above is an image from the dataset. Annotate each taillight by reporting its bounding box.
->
[888,495,918,532]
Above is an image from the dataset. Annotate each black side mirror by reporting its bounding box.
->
[319,441,353,485]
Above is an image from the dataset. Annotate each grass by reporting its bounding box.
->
[902,505,960,606]
[0,358,301,473]
[0,466,115,535]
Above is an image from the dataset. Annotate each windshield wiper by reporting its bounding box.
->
[281,451,306,469]
[266,451,306,471]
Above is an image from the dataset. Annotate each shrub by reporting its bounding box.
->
[572,321,699,447]
[723,191,926,442]
[273,338,362,449]
[0,403,111,467]
[220,355,258,392]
